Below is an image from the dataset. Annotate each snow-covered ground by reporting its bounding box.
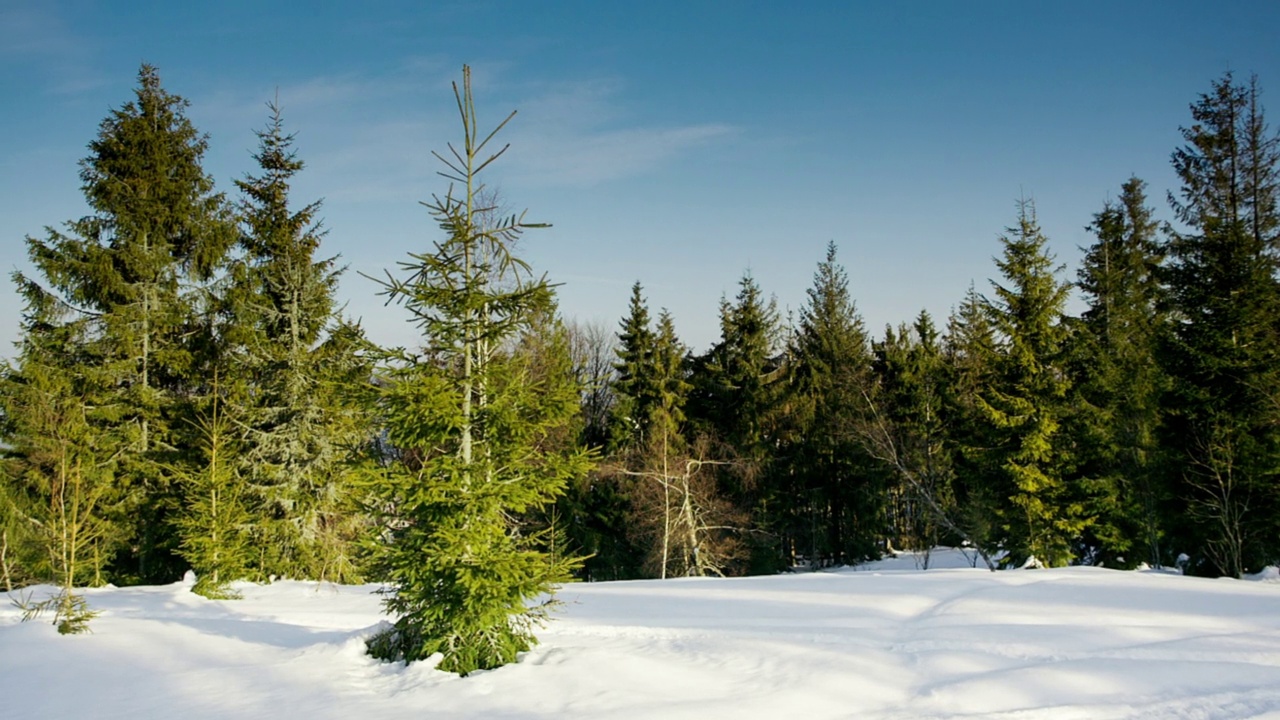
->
[4,549,1280,719]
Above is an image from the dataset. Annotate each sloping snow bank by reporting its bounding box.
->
[1246,566,1280,583]
[4,563,1280,719]
[844,546,996,571]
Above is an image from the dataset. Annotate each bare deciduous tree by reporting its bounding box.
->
[619,436,745,578]
[1186,428,1251,578]
[565,318,616,447]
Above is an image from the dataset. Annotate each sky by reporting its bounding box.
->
[2,1,1279,355]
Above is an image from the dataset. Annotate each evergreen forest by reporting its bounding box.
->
[3,65,1279,670]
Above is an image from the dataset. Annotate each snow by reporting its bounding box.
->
[4,551,1280,719]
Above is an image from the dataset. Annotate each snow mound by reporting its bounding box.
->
[1246,566,1280,583]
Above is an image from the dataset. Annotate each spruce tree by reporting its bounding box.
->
[980,201,1084,567]
[651,309,692,447]
[364,66,588,675]
[688,273,784,460]
[228,102,373,582]
[21,64,235,583]
[1161,72,1280,576]
[0,278,121,631]
[608,288,691,456]
[581,300,694,581]
[785,242,877,564]
[687,272,785,571]
[1070,178,1167,567]
[173,376,252,599]
[943,285,1003,560]
[870,312,959,561]
[624,307,721,578]
[610,282,659,450]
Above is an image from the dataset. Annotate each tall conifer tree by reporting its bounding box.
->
[19,64,235,582]
[871,312,957,557]
[609,287,690,454]
[610,282,659,450]
[1161,73,1280,576]
[651,310,691,448]
[585,300,694,581]
[687,273,785,571]
[942,285,1003,558]
[1070,178,1167,566]
[980,201,1084,567]
[228,102,373,582]
[786,243,877,563]
[364,67,588,675]
[688,273,783,457]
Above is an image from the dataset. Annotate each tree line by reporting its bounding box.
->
[1,65,1277,671]
[569,71,1280,584]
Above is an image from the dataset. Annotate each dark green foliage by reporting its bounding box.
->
[1068,178,1167,567]
[227,103,374,583]
[11,62,1280,601]
[607,290,691,457]
[942,285,1005,556]
[616,306,738,578]
[783,242,878,565]
[576,296,701,581]
[558,472,641,581]
[687,273,786,572]
[651,310,692,447]
[979,201,1085,567]
[559,285,683,579]
[610,283,659,450]
[688,274,783,456]
[1160,73,1280,576]
[611,291,692,451]
[364,66,587,675]
[871,312,960,558]
[20,64,235,584]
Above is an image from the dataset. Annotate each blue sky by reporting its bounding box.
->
[2,1,1279,355]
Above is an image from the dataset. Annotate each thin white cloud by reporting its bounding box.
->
[272,75,373,110]
[311,120,440,203]
[200,71,413,130]
[1,2,110,96]
[197,67,737,207]
[515,78,628,126]
[508,122,738,186]
[502,78,739,187]
[0,4,74,56]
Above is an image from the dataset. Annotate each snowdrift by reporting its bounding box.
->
[4,551,1280,719]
